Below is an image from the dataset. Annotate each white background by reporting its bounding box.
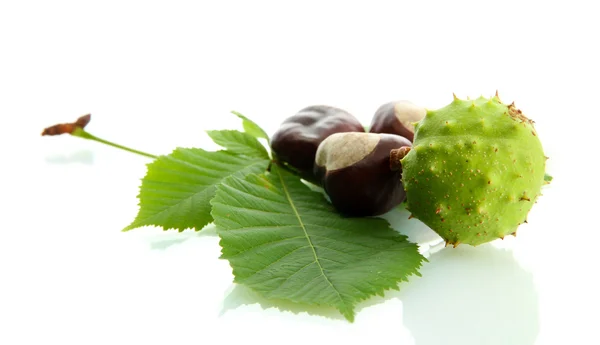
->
[1,1,599,344]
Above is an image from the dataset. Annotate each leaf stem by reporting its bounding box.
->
[389,146,411,171]
[72,128,157,159]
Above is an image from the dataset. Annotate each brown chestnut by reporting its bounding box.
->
[270,105,364,181]
[369,101,426,142]
[314,132,412,217]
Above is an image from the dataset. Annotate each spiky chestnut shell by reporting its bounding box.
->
[400,95,546,246]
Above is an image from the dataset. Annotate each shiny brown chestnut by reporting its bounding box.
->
[270,105,364,181]
[369,100,426,142]
[314,132,412,217]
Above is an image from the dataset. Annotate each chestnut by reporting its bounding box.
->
[369,100,426,142]
[314,132,412,217]
[270,105,364,181]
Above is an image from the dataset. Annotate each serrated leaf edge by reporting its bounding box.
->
[211,169,427,322]
[123,149,269,232]
[205,129,269,159]
[231,110,270,143]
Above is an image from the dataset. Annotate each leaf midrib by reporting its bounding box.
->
[276,169,345,307]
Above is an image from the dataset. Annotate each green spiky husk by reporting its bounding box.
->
[401,95,546,246]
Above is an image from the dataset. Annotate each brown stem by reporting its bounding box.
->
[41,114,91,136]
[41,114,157,159]
[390,146,411,171]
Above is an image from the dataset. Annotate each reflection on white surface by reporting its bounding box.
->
[2,0,598,342]
[218,204,539,345]
[221,284,346,321]
[382,200,539,344]
[44,150,95,165]
[380,204,445,255]
[146,226,218,250]
[399,245,539,345]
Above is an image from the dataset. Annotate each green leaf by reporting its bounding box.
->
[206,130,269,159]
[211,165,425,322]
[124,148,269,232]
[231,110,270,142]
[544,173,553,184]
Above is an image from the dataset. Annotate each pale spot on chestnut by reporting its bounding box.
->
[270,105,364,182]
[314,132,412,217]
[315,132,380,171]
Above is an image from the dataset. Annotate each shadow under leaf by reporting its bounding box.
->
[45,150,94,165]
[148,225,218,250]
[220,284,346,321]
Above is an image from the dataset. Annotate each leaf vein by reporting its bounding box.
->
[277,171,346,308]
[245,245,311,277]
[226,236,307,257]
[220,224,301,232]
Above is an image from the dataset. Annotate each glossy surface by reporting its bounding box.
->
[314,132,412,216]
[271,105,364,180]
[369,101,426,141]
[1,1,599,344]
